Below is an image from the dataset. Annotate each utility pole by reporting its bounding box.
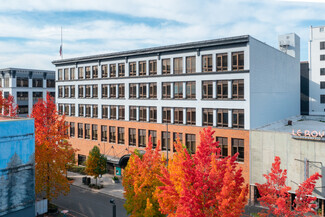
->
[110,199,116,217]
[166,122,169,166]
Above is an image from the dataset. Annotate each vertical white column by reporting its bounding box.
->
[157,81,162,100]
[98,104,102,119]
[183,108,187,124]
[98,84,102,99]
[136,61,139,77]
[196,53,201,73]
[228,80,232,99]
[212,54,216,72]
[197,80,202,100]
[171,108,174,124]
[125,105,129,121]
[183,82,186,99]
[213,81,217,99]
[116,85,119,99]
[125,82,129,99]
[146,60,149,76]
[146,83,150,98]
[146,107,150,122]
[116,106,119,120]
[170,83,174,99]
[183,57,186,74]
[227,52,232,71]
[98,64,102,79]
[157,106,162,123]
[196,107,202,127]
[108,106,111,119]
[213,109,217,127]
[136,107,139,121]
[228,110,232,128]
[170,58,174,74]
[125,61,129,77]
[136,84,139,99]
[90,105,93,117]
[107,85,110,98]
[157,58,162,75]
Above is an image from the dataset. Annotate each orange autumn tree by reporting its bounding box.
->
[155,127,248,217]
[123,137,165,217]
[256,156,321,217]
[0,91,18,117]
[31,93,76,202]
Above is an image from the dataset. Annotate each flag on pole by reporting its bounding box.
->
[60,26,63,58]
[59,45,62,57]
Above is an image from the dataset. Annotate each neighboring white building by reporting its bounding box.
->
[0,68,55,117]
[309,26,325,115]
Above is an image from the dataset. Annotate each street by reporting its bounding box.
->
[52,185,128,217]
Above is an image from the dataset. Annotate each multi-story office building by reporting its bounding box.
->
[52,35,300,183]
[0,68,55,116]
[308,26,325,115]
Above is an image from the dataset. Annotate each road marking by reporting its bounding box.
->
[52,202,89,217]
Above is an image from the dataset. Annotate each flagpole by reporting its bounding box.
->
[61,26,63,59]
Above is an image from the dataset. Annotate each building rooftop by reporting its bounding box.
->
[255,115,325,133]
[0,67,54,73]
[0,115,31,122]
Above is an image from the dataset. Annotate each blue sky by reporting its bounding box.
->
[0,0,325,70]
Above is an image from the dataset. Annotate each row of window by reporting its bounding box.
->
[68,122,245,161]
[0,77,55,88]
[58,52,245,81]
[59,104,244,128]
[58,79,244,100]
[16,91,44,101]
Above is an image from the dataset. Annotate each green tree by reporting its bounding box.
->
[85,146,107,185]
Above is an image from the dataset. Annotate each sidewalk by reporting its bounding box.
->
[67,171,125,200]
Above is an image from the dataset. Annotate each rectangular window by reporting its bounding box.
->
[186,108,196,125]
[92,85,98,98]
[232,138,244,162]
[186,56,196,73]
[4,78,9,88]
[92,124,98,140]
[33,78,43,87]
[47,79,55,88]
[216,137,228,158]
[58,69,63,80]
[202,81,213,99]
[232,52,244,70]
[118,127,125,144]
[203,108,213,126]
[70,68,75,80]
[109,126,116,143]
[78,123,83,138]
[70,85,75,98]
[64,68,69,80]
[173,133,183,152]
[102,105,108,119]
[149,107,157,122]
[186,134,196,154]
[149,83,157,99]
[129,106,137,121]
[58,104,63,115]
[102,84,108,98]
[93,105,98,118]
[149,60,157,75]
[17,92,28,101]
[92,66,98,79]
[70,122,75,137]
[129,128,136,146]
[110,64,116,77]
[64,104,69,115]
[321,68,325,75]
[162,59,171,75]
[78,85,84,98]
[101,125,107,142]
[129,84,137,98]
[102,65,108,78]
[110,84,117,98]
[85,124,90,139]
[139,83,147,99]
[129,62,136,76]
[85,85,91,98]
[321,41,325,50]
[119,106,125,120]
[64,86,69,98]
[162,107,171,123]
[186,81,196,99]
[232,109,244,128]
[138,129,146,147]
[217,80,228,99]
[321,82,325,89]
[174,82,183,99]
[139,61,146,76]
[71,104,75,116]
[216,53,228,71]
[162,82,171,99]
[321,95,325,104]
[110,106,117,120]
[118,84,125,98]
[85,66,91,79]
[79,104,84,117]
[18,105,28,114]
[202,55,212,72]
[118,63,125,77]
[173,57,183,74]
[33,92,43,101]
[85,105,91,117]
[139,106,147,122]
[232,80,244,99]
[78,67,84,79]
[149,130,157,148]
[17,77,28,87]
[174,108,183,124]
[217,109,228,127]
[161,131,171,151]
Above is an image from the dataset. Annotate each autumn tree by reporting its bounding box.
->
[0,91,18,117]
[155,127,248,217]
[85,146,107,186]
[256,156,322,217]
[30,93,76,202]
[123,137,165,217]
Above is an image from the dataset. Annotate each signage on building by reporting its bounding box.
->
[291,129,325,141]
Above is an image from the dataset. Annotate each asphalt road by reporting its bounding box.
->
[52,185,128,217]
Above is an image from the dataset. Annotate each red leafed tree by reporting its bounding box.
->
[155,127,248,217]
[31,92,76,202]
[0,91,18,117]
[123,137,165,217]
[256,156,322,217]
